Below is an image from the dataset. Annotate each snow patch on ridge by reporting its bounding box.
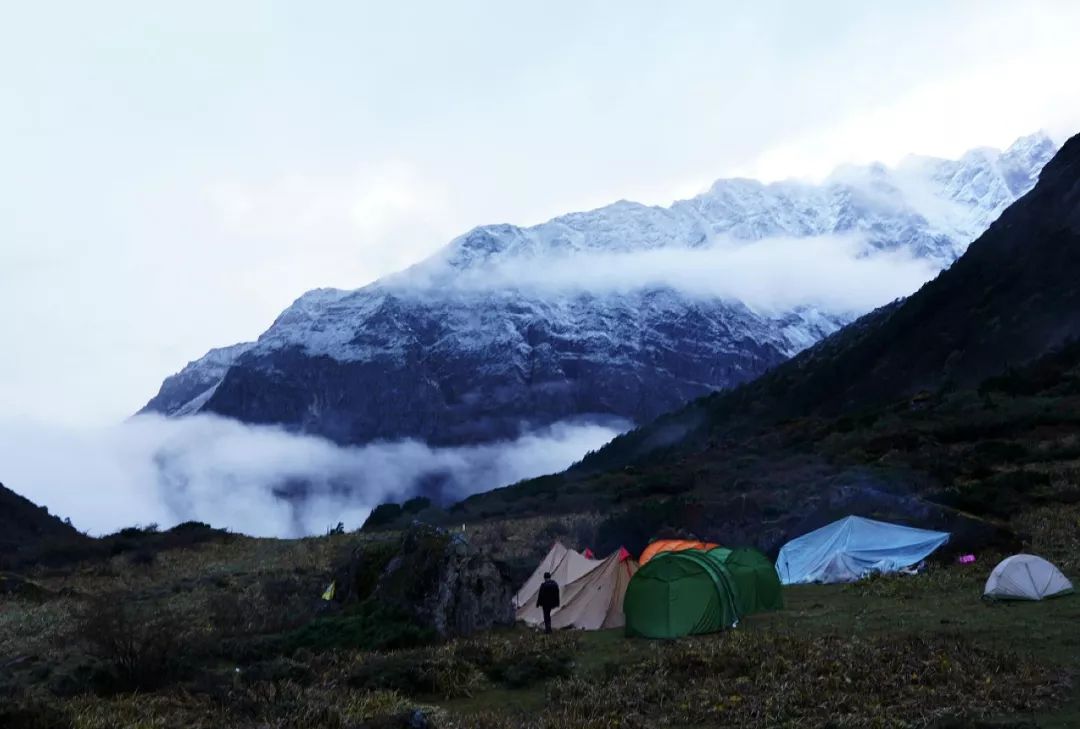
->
[144,133,1058,419]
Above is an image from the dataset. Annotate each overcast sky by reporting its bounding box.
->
[3,0,1079,427]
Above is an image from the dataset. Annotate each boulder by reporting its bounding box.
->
[336,523,514,638]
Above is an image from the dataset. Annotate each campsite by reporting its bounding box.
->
[5,6,1080,728]
[2,502,1078,728]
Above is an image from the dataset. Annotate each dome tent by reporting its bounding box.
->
[724,547,784,617]
[984,554,1073,601]
[776,515,950,585]
[624,547,782,639]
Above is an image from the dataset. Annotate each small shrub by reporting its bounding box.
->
[0,699,71,729]
[240,657,315,687]
[347,651,482,699]
[127,549,156,567]
[456,633,578,689]
[75,595,187,692]
[280,600,435,654]
[402,497,432,514]
[363,503,403,530]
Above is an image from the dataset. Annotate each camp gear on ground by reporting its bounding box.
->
[514,542,598,611]
[775,516,950,585]
[984,554,1074,600]
[639,539,720,565]
[624,547,781,639]
[957,554,977,564]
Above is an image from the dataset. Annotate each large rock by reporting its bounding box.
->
[338,524,514,637]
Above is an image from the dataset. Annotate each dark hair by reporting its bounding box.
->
[543,572,551,579]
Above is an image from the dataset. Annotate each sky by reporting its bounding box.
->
[2,0,1079,426]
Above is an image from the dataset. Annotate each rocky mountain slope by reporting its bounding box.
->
[0,481,84,560]
[142,134,1057,447]
[579,130,1080,470]
[442,132,1080,557]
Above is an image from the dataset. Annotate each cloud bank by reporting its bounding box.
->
[441,234,939,315]
[0,414,626,538]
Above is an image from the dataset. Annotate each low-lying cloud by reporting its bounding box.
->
[441,234,940,315]
[0,414,627,538]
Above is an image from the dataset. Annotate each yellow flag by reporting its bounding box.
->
[321,581,336,601]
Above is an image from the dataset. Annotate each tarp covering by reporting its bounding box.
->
[639,539,720,565]
[984,554,1074,600]
[776,516,950,585]
[513,542,598,611]
[521,547,639,630]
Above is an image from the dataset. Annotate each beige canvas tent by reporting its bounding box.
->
[513,541,599,612]
[517,547,639,630]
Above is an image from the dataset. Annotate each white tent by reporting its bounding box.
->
[984,554,1074,600]
[520,547,639,630]
[776,515,950,585]
[513,542,599,613]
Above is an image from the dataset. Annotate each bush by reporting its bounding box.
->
[402,497,432,514]
[127,549,156,567]
[455,633,578,689]
[593,498,693,556]
[280,600,436,654]
[0,699,71,729]
[343,541,399,603]
[239,657,315,687]
[75,595,187,692]
[363,503,403,530]
[347,651,483,699]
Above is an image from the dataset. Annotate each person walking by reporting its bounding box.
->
[536,571,560,634]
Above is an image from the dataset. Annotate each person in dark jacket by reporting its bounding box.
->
[536,572,560,634]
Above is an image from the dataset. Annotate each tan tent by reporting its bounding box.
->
[513,541,598,612]
[519,547,639,630]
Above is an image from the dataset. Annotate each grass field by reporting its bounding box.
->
[437,572,1080,728]
[1,511,1077,728]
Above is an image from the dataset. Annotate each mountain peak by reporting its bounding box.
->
[141,134,1062,456]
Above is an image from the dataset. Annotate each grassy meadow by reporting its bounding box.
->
[2,502,1078,728]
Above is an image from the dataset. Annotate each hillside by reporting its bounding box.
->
[141,135,1055,448]
[420,132,1080,558]
[2,487,1078,727]
[0,482,84,559]
[582,131,1080,468]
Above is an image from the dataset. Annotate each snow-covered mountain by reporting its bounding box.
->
[142,133,1058,446]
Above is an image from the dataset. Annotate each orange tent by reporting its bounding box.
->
[639,539,719,565]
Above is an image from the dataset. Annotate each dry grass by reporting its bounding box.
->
[1015,502,1080,573]
[447,631,1066,728]
[2,504,1078,729]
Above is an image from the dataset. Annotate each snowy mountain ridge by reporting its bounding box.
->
[142,133,1057,447]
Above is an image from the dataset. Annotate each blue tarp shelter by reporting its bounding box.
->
[775,516,950,585]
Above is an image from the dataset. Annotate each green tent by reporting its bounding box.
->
[723,547,784,616]
[624,547,782,639]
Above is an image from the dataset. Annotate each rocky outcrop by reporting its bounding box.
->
[337,524,514,638]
